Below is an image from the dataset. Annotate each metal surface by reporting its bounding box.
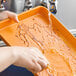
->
[0,39,6,46]
[10,0,25,13]
[55,0,76,30]
[40,0,57,14]
[24,0,33,11]
[3,0,57,13]
[0,0,5,11]
[69,29,76,37]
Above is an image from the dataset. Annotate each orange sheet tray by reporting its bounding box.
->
[0,6,76,76]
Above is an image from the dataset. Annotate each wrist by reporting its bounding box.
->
[0,47,18,69]
[11,47,20,63]
[6,47,18,64]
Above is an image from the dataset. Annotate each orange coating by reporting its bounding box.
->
[0,6,76,76]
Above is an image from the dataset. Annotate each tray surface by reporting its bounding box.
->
[0,6,76,76]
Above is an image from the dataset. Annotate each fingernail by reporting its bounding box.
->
[17,19,19,23]
[16,16,19,23]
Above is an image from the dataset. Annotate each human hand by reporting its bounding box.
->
[12,47,49,73]
[0,11,19,22]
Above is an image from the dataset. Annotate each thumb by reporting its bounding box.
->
[6,11,19,23]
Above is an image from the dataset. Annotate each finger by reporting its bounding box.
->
[30,47,43,58]
[47,69,53,76]
[30,47,49,64]
[39,56,49,65]
[31,63,42,73]
[30,47,42,55]
[35,62,42,72]
[6,11,19,23]
[32,47,49,64]
[27,58,42,73]
[38,59,48,70]
[13,15,19,23]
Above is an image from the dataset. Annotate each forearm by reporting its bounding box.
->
[0,47,16,72]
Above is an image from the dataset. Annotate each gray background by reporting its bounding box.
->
[55,0,76,30]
